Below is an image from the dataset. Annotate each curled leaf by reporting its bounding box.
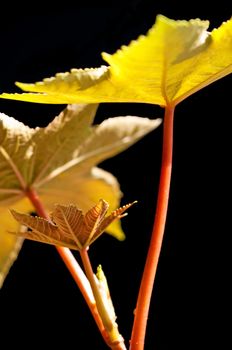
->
[10,200,137,250]
[95,265,116,323]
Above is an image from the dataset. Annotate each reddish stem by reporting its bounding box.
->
[25,187,109,346]
[55,246,109,343]
[130,106,175,350]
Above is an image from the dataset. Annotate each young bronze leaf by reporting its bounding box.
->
[51,204,84,249]
[39,167,124,240]
[1,15,231,106]
[11,200,136,250]
[52,200,109,248]
[92,201,137,244]
[10,210,78,250]
[82,199,109,246]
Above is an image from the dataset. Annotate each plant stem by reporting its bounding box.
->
[80,248,127,350]
[130,105,175,350]
[25,187,109,346]
[55,246,109,342]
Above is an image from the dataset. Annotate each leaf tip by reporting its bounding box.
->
[9,209,19,221]
[99,198,110,210]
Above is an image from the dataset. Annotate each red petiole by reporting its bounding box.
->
[130,106,175,350]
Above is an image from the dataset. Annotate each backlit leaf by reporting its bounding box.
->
[0,105,160,286]
[11,200,136,250]
[30,103,97,186]
[10,208,78,250]
[0,197,32,288]
[1,15,231,106]
[74,116,162,170]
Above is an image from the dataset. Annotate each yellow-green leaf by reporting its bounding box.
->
[0,105,159,286]
[0,197,32,288]
[1,15,231,106]
[73,116,162,170]
[0,67,110,104]
[39,116,161,182]
[0,113,35,196]
[11,200,136,250]
[0,104,97,200]
[30,104,97,186]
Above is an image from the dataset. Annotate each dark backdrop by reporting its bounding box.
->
[0,2,231,349]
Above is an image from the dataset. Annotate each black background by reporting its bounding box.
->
[0,2,231,349]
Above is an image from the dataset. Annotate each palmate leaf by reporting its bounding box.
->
[11,200,136,250]
[0,104,161,286]
[0,104,96,195]
[11,199,134,250]
[1,15,231,106]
